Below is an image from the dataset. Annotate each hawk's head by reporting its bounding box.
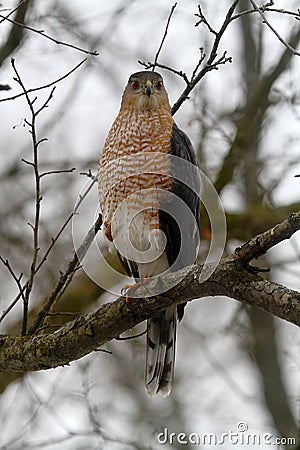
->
[121,71,170,112]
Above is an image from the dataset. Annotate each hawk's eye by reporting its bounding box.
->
[131,81,139,90]
[156,81,163,90]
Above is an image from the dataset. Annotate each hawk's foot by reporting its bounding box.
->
[122,278,151,303]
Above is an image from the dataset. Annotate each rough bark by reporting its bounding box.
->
[0,256,299,372]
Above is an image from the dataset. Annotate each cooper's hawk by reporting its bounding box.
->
[98,71,200,396]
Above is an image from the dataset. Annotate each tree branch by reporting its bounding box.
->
[236,211,300,262]
[214,25,300,194]
[0,59,86,103]
[139,2,237,114]
[0,213,299,372]
[170,0,238,115]
[27,212,103,335]
[152,3,177,71]
[249,0,300,56]
[0,11,98,57]
[11,58,44,335]
[0,0,32,67]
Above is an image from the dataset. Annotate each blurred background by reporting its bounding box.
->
[0,1,299,449]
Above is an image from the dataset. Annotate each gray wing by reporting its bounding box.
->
[145,123,200,396]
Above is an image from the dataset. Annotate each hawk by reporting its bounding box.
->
[98,71,200,396]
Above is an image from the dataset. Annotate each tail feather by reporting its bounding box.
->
[145,306,177,396]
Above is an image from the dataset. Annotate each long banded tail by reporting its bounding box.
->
[145,306,177,396]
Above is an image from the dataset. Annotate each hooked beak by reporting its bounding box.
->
[144,80,153,97]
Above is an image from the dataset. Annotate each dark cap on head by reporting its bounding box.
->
[128,71,163,83]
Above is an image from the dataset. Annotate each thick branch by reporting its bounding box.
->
[0,256,299,372]
[236,211,300,262]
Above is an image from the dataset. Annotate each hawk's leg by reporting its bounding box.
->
[104,221,113,242]
[122,278,151,303]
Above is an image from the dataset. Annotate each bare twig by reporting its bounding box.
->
[94,348,112,354]
[21,158,35,167]
[11,59,45,335]
[140,0,299,118]
[171,0,238,115]
[0,176,98,326]
[79,169,97,181]
[231,4,300,22]
[195,4,217,35]
[0,256,26,305]
[0,59,87,103]
[191,47,206,82]
[35,87,56,116]
[28,213,103,335]
[139,2,236,115]
[249,0,300,56]
[139,60,189,84]
[0,13,99,56]
[116,329,146,341]
[152,3,177,71]
[40,168,76,178]
[0,61,89,331]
